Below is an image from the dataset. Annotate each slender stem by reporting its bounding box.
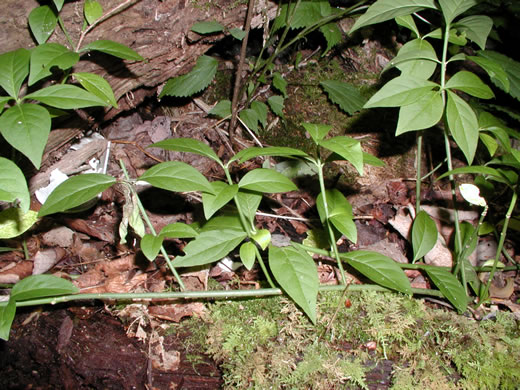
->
[254,245,275,288]
[415,132,423,214]
[119,160,186,290]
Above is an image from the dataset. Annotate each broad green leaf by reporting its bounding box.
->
[396,91,444,135]
[438,0,477,25]
[476,50,520,101]
[319,136,363,175]
[209,100,231,118]
[159,55,217,98]
[320,80,366,115]
[0,299,16,341]
[238,168,297,193]
[424,27,467,45]
[274,160,318,178]
[160,222,198,238]
[151,138,222,165]
[479,112,511,152]
[350,0,436,33]
[0,157,30,213]
[29,43,79,86]
[229,28,246,40]
[73,72,118,108]
[84,0,103,25]
[316,189,356,243]
[80,40,144,61]
[320,22,342,56]
[468,55,509,93]
[269,245,318,324]
[302,123,331,144]
[330,214,357,244]
[175,229,247,267]
[395,14,420,37]
[342,251,412,295]
[202,182,238,220]
[251,101,268,128]
[363,152,385,167]
[480,132,498,157]
[0,104,51,169]
[424,266,468,313]
[53,0,65,11]
[240,242,256,270]
[28,5,57,44]
[267,95,284,117]
[272,72,288,98]
[191,21,224,34]
[446,90,479,165]
[455,15,492,50]
[239,108,259,133]
[364,75,438,108]
[230,146,309,165]
[438,165,514,186]
[412,210,438,262]
[10,274,79,302]
[39,174,116,217]
[235,190,262,226]
[140,234,163,261]
[0,96,11,113]
[252,229,271,251]
[25,84,108,109]
[0,208,39,239]
[389,39,438,79]
[201,213,245,233]
[273,0,332,31]
[0,48,30,98]
[139,161,214,194]
[445,71,494,99]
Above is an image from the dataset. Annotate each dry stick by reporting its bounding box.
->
[228,0,256,146]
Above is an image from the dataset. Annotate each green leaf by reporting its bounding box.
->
[202,182,238,220]
[476,50,520,101]
[238,168,297,193]
[10,274,79,302]
[235,190,262,227]
[275,160,318,178]
[209,100,231,118]
[230,146,309,165]
[320,80,366,115]
[159,55,217,98]
[0,48,30,98]
[250,101,268,128]
[267,95,284,117]
[446,90,479,165]
[29,43,79,86]
[73,72,118,108]
[0,208,39,239]
[468,55,509,93]
[364,75,438,108]
[396,91,444,135]
[229,28,246,41]
[28,5,57,44]
[175,229,247,267]
[424,267,468,313]
[0,299,16,341]
[388,39,438,79]
[272,72,288,98]
[479,133,497,157]
[38,174,116,217]
[319,136,363,175]
[201,213,245,233]
[320,22,343,56]
[274,0,332,31]
[302,123,331,144]
[350,0,436,33]
[80,40,144,61]
[438,165,514,186]
[25,84,108,109]
[438,0,477,25]
[0,104,51,169]
[252,229,271,251]
[139,161,214,194]
[53,0,65,11]
[445,71,494,99]
[395,15,420,37]
[140,234,164,261]
[0,157,30,213]
[240,242,256,270]
[412,210,438,262]
[269,245,319,324]
[363,152,385,167]
[342,251,412,295]
[239,109,259,134]
[0,96,11,113]
[84,0,103,25]
[151,138,222,165]
[191,21,224,34]
[455,15,492,50]
[316,189,357,243]
[160,222,198,239]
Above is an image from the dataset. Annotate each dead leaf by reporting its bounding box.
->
[32,248,66,275]
[41,226,74,248]
[148,302,207,322]
[489,278,515,299]
[0,261,33,283]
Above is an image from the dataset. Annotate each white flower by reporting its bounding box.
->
[459,183,487,207]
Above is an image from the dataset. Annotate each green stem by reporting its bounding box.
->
[119,160,186,291]
[254,245,276,288]
[415,132,423,214]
